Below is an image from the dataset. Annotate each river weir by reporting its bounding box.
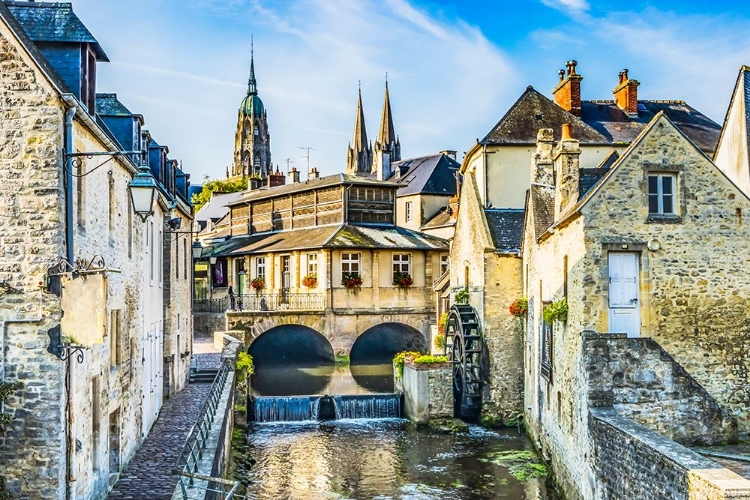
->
[251,393,403,422]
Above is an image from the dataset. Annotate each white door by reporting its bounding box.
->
[608,253,640,337]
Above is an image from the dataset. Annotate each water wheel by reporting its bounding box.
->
[446,304,484,420]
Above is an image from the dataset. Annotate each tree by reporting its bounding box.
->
[191,177,248,212]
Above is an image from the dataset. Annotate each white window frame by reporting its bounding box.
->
[405,201,413,222]
[341,253,360,274]
[307,253,318,276]
[256,256,266,279]
[648,173,676,215]
[392,253,411,277]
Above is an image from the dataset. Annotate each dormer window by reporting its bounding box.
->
[80,45,97,113]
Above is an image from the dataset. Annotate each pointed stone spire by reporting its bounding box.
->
[247,36,257,96]
[373,77,400,179]
[347,83,373,176]
[376,80,396,151]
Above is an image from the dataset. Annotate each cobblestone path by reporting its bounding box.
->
[107,338,221,499]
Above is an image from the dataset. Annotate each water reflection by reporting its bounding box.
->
[251,362,394,397]
[240,420,559,499]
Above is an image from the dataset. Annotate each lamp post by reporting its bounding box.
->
[128,165,157,221]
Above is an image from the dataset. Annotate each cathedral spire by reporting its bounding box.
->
[247,36,257,96]
[352,84,368,151]
[376,78,396,150]
[346,83,373,176]
[373,77,400,180]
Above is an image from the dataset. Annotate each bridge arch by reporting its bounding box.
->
[349,322,427,364]
[248,324,334,365]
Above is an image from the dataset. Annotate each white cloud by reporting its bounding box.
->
[540,0,590,14]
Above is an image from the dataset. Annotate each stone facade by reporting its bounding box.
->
[402,363,452,424]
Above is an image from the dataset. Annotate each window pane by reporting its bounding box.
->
[648,194,659,214]
[648,176,658,195]
[661,176,673,195]
[663,194,673,214]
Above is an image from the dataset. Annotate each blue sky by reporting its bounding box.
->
[67,0,750,183]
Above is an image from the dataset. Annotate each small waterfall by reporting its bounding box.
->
[251,393,402,422]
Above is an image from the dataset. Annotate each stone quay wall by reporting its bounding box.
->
[401,363,452,424]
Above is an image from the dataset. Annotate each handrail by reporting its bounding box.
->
[231,293,326,312]
[432,268,450,289]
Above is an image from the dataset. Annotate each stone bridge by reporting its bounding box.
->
[225,307,433,362]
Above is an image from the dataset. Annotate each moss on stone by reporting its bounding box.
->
[479,449,548,481]
[428,417,469,434]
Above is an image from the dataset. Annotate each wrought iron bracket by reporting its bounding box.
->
[47,255,122,279]
[46,325,88,364]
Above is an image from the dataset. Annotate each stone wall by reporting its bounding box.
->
[590,408,750,500]
[402,363,452,424]
[195,312,227,338]
[584,333,737,446]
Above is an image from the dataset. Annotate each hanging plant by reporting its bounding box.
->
[543,298,568,324]
[455,289,469,304]
[509,297,528,318]
[393,271,413,288]
[251,277,265,291]
[434,333,446,350]
[438,312,449,336]
[341,272,363,289]
[302,274,318,288]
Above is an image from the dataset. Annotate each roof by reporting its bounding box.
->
[714,66,750,165]
[481,86,721,154]
[96,93,134,117]
[5,1,108,61]
[206,223,448,257]
[484,209,524,253]
[421,206,454,230]
[233,173,400,206]
[579,151,618,198]
[385,153,460,197]
[195,191,245,223]
[529,185,555,240]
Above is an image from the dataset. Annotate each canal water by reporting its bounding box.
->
[240,362,559,499]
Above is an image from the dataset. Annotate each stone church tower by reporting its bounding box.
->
[232,45,271,180]
[346,87,373,176]
[373,81,400,180]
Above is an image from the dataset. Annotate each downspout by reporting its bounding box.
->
[482,143,488,207]
[64,105,76,264]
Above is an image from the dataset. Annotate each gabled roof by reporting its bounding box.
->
[481,86,721,154]
[713,66,750,173]
[5,1,108,61]
[484,209,524,253]
[579,151,618,198]
[96,93,135,117]
[385,153,460,197]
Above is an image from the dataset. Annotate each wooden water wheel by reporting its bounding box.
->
[446,304,484,420]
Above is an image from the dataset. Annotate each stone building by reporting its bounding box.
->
[714,65,750,196]
[521,115,750,498]
[231,45,271,182]
[0,3,193,499]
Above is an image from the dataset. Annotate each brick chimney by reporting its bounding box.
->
[268,167,285,187]
[531,128,555,186]
[440,150,457,161]
[309,167,320,180]
[552,60,583,117]
[613,69,640,117]
[554,123,581,218]
[288,167,300,183]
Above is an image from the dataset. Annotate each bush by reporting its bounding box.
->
[543,298,568,324]
[434,333,446,350]
[251,277,265,290]
[393,351,422,378]
[393,272,413,288]
[236,352,254,376]
[455,289,469,304]
[412,354,449,365]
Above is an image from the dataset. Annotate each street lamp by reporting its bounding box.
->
[128,165,157,221]
[192,240,202,260]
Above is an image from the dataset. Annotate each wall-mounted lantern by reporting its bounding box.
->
[128,165,157,221]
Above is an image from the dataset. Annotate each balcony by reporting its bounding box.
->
[194,293,327,313]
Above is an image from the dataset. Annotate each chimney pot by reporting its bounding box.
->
[567,60,578,75]
[558,69,565,81]
[552,60,583,117]
[561,123,572,141]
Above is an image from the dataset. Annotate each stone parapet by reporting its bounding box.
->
[402,362,452,424]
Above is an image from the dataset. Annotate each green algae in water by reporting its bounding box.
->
[479,449,548,481]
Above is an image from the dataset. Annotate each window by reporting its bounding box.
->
[405,201,413,222]
[541,302,552,382]
[440,255,449,275]
[110,310,121,367]
[648,174,676,215]
[392,254,411,277]
[256,257,265,279]
[341,253,360,274]
[307,253,318,276]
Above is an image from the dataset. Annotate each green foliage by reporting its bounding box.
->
[236,352,254,376]
[393,351,422,379]
[454,289,469,304]
[479,449,548,481]
[412,354,449,365]
[341,272,363,289]
[393,271,413,288]
[191,177,248,212]
[334,353,350,366]
[434,333,446,350]
[543,298,568,324]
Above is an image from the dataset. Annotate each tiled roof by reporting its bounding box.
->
[383,153,460,197]
[529,185,555,240]
[481,86,721,154]
[484,209,524,253]
[5,1,108,61]
[207,225,340,256]
[96,93,133,116]
[421,206,454,230]
[327,224,448,250]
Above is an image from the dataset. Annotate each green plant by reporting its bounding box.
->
[341,272,363,289]
[434,333,446,350]
[438,312,449,335]
[393,351,422,378]
[250,277,265,291]
[334,353,350,366]
[509,297,528,318]
[543,298,568,324]
[236,352,254,376]
[412,354,449,365]
[302,274,318,288]
[393,271,413,288]
[190,177,248,212]
[455,289,469,304]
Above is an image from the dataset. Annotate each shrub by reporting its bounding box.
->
[236,352,254,376]
[543,298,568,324]
[509,297,528,318]
[251,277,265,290]
[438,312,449,335]
[393,351,422,378]
[393,271,413,288]
[412,354,449,365]
[455,289,469,304]
[302,274,318,288]
[341,272,363,289]
[434,334,447,350]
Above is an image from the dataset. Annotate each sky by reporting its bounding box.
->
[66,0,750,184]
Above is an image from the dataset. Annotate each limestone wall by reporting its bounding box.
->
[402,363,452,424]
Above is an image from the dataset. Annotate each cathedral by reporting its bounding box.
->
[231,45,272,180]
[346,82,401,180]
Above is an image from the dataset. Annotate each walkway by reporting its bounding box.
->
[695,444,750,480]
[107,336,221,499]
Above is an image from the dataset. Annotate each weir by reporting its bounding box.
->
[251,393,402,422]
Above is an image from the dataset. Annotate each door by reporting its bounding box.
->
[608,253,640,337]
[281,256,290,304]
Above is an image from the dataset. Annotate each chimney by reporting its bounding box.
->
[613,68,640,117]
[448,196,459,222]
[289,167,300,184]
[309,167,320,180]
[268,167,285,187]
[440,150,457,161]
[373,150,391,181]
[552,60,583,117]
[531,128,555,185]
[553,123,581,218]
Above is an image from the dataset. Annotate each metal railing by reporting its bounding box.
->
[193,296,229,313]
[232,293,326,312]
[173,359,244,499]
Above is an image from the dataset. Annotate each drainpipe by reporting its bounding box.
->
[64,105,77,264]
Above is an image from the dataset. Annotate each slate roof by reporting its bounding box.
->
[484,209,524,253]
[421,206,453,230]
[529,185,555,240]
[481,86,721,154]
[383,153,460,197]
[5,1,108,61]
[96,93,134,117]
[579,151,619,198]
[205,223,448,257]
[195,191,244,224]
